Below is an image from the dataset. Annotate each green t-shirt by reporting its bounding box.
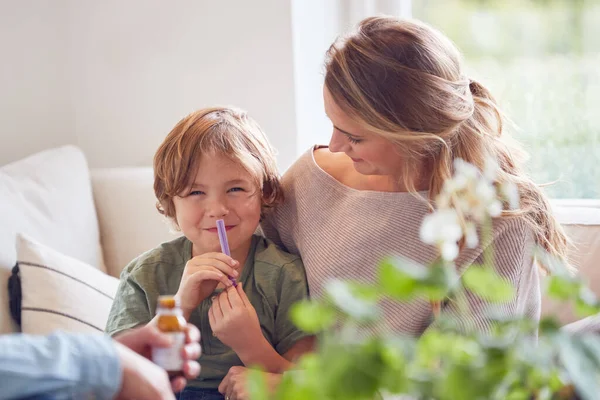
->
[105,234,309,389]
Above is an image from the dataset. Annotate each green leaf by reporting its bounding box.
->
[574,286,600,318]
[546,276,581,301]
[547,371,566,392]
[557,335,600,400]
[377,257,428,300]
[277,357,325,400]
[247,368,269,400]
[325,280,380,321]
[379,340,410,393]
[421,259,459,301]
[346,281,380,302]
[289,300,336,333]
[439,365,489,400]
[538,317,561,334]
[462,267,515,302]
[505,388,531,400]
[318,339,386,399]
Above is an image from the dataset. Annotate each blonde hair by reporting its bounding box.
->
[154,106,283,224]
[324,16,569,269]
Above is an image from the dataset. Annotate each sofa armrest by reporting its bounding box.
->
[91,168,181,278]
[542,201,600,325]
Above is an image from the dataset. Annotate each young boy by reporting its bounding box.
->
[106,107,312,399]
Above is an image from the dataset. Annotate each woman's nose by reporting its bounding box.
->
[329,130,348,153]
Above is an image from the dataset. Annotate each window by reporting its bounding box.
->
[414,0,599,199]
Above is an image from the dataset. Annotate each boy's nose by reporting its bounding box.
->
[206,199,229,218]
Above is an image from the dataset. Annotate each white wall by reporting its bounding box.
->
[68,0,298,170]
[1,0,299,171]
[0,0,72,166]
[291,0,412,152]
[1,0,410,171]
[291,0,340,153]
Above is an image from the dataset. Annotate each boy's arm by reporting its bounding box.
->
[209,258,312,372]
[234,259,314,371]
[106,263,154,336]
[283,335,315,362]
[236,334,315,372]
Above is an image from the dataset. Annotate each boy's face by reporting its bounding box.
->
[173,152,262,259]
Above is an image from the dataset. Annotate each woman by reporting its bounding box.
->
[219,16,569,399]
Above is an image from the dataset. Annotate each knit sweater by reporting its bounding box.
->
[261,146,541,335]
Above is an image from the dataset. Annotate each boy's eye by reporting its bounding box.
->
[228,187,245,193]
[189,190,205,196]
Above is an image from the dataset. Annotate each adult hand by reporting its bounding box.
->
[208,285,262,352]
[218,366,283,400]
[114,342,176,400]
[175,252,240,319]
[115,324,202,393]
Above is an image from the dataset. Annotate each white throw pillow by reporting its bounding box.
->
[14,234,118,335]
[0,145,105,334]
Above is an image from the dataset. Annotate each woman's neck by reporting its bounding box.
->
[344,158,431,193]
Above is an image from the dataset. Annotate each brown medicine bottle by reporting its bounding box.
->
[152,295,187,377]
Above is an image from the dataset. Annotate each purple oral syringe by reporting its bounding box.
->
[216,219,237,287]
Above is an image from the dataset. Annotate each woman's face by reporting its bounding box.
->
[323,86,404,178]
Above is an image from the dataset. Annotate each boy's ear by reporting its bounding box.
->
[166,216,182,234]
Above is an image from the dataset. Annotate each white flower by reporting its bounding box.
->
[454,158,480,181]
[500,181,520,210]
[421,158,508,261]
[483,157,499,182]
[465,222,479,248]
[441,241,459,261]
[487,199,503,217]
[420,209,463,261]
[475,180,496,203]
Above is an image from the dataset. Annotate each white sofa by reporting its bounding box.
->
[0,145,179,335]
[1,146,600,335]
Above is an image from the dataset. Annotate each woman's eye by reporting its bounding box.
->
[348,137,362,144]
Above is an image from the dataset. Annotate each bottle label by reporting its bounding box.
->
[152,332,185,371]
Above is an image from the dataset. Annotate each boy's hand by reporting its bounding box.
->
[208,285,262,352]
[175,253,239,319]
[219,367,283,400]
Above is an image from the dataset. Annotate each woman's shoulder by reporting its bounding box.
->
[312,146,353,183]
[494,216,534,241]
[284,145,348,181]
[486,216,535,262]
[456,216,534,271]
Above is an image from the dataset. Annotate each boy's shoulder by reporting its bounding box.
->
[122,235,191,276]
[253,235,302,269]
[252,235,306,284]
[251,235,308,299]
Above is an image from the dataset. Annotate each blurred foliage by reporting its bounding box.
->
[249,248,600,400]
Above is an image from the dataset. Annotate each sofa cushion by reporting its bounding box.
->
[0,145,105,334]
[12,234,118,334]
[91,167,180,278]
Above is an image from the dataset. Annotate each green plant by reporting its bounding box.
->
[249,159,600,400]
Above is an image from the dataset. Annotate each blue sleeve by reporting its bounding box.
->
[0,332,122,400]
